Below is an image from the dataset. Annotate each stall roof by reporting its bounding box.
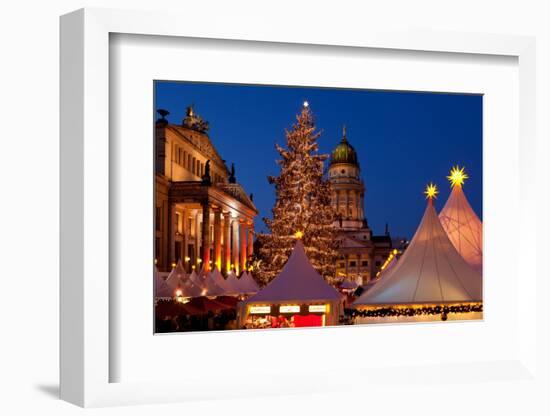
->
[244,240,342,304]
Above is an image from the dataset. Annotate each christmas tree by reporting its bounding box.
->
[257,103,338,285]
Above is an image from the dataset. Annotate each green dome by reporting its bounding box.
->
[330,128,358,166]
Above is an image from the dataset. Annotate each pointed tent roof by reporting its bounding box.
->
[155,267,173,298]
[165,260,186,289]
[244,240,343,304]
[202,271,226,297]
[225,271,243,296]
[165,261,203,297]
[209,267,232,293]
[238,271,260,294]
[439,177,483,273]
[353,198,482,306]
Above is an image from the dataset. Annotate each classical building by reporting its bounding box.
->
[328,126,393,285]
[155,107,258,275]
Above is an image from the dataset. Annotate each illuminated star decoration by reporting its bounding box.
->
[294,230,304,239]
[424,182,439,200]
[447,165,469,188]
[303,100,309,108]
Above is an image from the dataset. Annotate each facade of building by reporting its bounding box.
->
[155,107,258,275]
[328,127,393,285]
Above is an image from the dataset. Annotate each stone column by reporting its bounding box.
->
[232,218,240,274]
[194,210,200,270]
[201,201,211,272]
[247,225,254,257]
[168,203,176,267]
[345,190,350,218]
[223,213,231,273]
[213,209,222,271]
[240,221,247,273]
[182,208,189,272]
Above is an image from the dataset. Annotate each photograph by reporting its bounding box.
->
[153,82,483,333]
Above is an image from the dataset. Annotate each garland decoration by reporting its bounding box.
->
[344,303,482,321]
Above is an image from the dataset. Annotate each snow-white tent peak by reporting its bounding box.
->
[225,271,242,296]
[165,261,203,297]
[354,198,482,306]
[245,240,342,304]
[239,271,260,294]
[439,177,483,273]
[154,266,173,298]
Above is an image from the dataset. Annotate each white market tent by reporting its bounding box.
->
[165,260,186,289]
[439,169,483,273]
[238,240,343,326]
[209,267,232,294]
[239,271,260,294]
[154,267,173,299]
[202,273,226,297]
[353,196,482,307]
[225,271,243,296]
[165,260,203,298]
[340,280,359,290]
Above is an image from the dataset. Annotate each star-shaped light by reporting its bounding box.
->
[424,182,439,200]
[447,165,469,188]
[303,101,309,108]
[294,230,304,239]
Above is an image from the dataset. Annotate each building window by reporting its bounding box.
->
[187,154,191,170]
[192,157,196,174]
[155,206,161,231]
[362,260,369,267]
[375,261,381,267]
[350,261,356,267]
[338,262,345,268]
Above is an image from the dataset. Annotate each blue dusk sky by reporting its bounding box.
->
[155,81,483,240]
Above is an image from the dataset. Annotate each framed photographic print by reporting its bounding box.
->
[60,7,538,408]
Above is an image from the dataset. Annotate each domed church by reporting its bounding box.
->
[328,126,393,285]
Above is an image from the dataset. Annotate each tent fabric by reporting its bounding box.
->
[202,271,226,297]
[165,261,203,298]
[225,271,243,296]
[154,267,173,298]
[439,185,483,273]
[238,271,260,294]
[353,200,482,306]
[244,240,343,304]
[209,267,232,293]
[165,260,186,289]
[340,280,358,290]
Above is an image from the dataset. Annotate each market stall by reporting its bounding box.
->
[237,240,343,329]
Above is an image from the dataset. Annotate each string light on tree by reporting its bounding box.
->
[257,103,338,285]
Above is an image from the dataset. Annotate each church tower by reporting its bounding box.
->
[328,126,369,233]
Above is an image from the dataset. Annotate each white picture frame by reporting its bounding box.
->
[60,7,538,408]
